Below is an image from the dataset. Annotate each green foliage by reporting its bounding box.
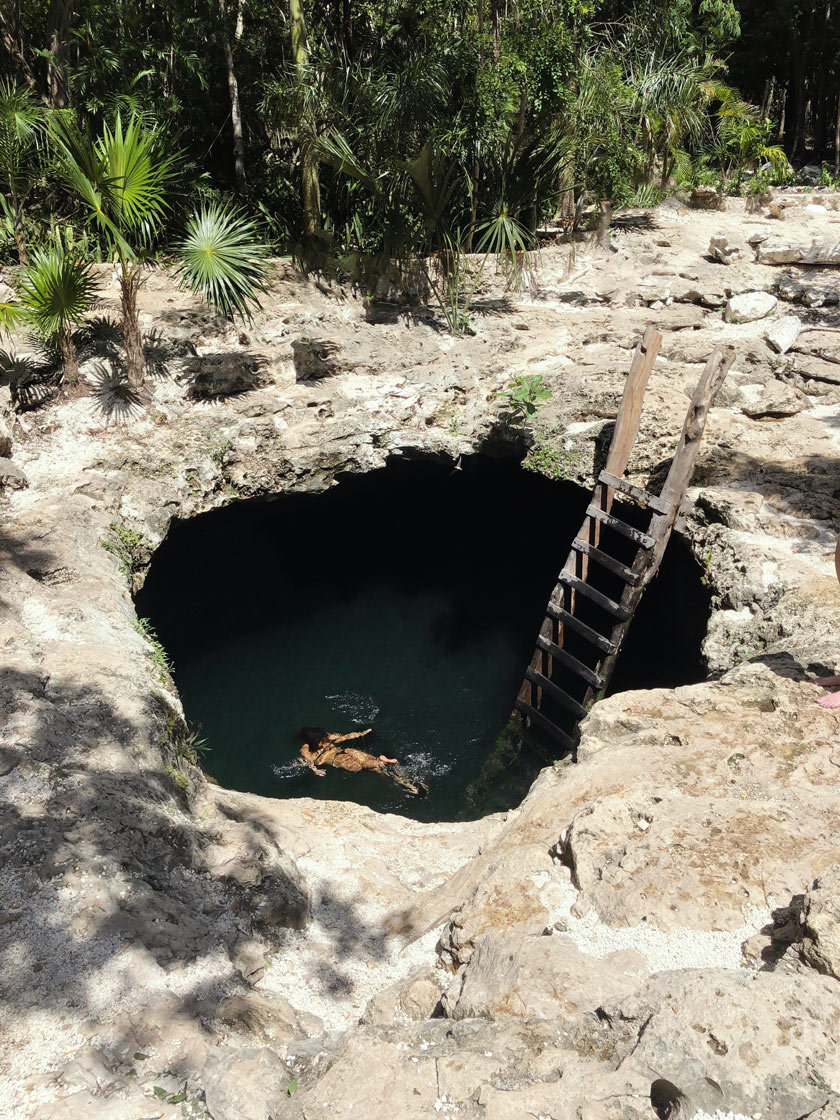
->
[15,247,98,369]
[286,1080,298,1098]
[499,374,553,426]
[0,80,45,264]
[159,707,209,767]
[175,205,271,320]
[101,521,152,582]
[133,616,172,682]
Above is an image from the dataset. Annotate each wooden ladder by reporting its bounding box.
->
[516,327,735,752]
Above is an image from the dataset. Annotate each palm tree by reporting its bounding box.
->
[51,113,271,389]
[0,80,46,265]
[15,247,99,383]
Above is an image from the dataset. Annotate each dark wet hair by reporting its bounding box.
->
[299,726,328,745]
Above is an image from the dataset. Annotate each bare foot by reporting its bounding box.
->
[379,755,398,765]
[315,767,327,776]
[814,675,840,688]
[817,691,840,709]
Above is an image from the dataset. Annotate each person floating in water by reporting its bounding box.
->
[297,727,427,796]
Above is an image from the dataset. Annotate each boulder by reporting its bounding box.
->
[601,968,840,1120]
[215,991,324,1044]
[361,966,445,1025]
[740,381,806,418]
[441,932,640,1021]
[708,235,740,264]
[766,314,802,354]
[203,1046,293,1120]
[758,239,840,266]
[724,291,778,323]
[291,336,344,380]
[777,271,840,306]
[800,864,840,979]
[690,186,723,210]
[185,353,268,399]
[798,164,824,186]
[0,459,28,490]
[0,416,11,457]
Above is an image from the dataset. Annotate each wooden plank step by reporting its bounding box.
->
[524,668,589,721]
[557,571,630,620]
[599,470,672,516]
[515,699,576,751]
[572,538,640,585]
[546,603,617,654]
[546,603,618,655]
[537,635,604,689]
[585,504,656,549]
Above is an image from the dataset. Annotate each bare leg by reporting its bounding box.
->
[378,755,398,765]
[814,675,840,687]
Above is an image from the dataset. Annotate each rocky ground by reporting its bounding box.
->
[2,191,840,1119]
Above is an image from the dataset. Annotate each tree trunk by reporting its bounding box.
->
[301,145,321,236]
[220,0,247,193]
[0,6,38,90]
[45,0,72,108]
[59,329,78,386]
[120,267,146,388]
[12,205,29,266]
[290,0,321,233]
[835,88,840,175]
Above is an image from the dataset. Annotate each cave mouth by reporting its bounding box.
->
[136,456,711,823]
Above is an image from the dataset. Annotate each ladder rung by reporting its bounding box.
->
[537,636,604,689]
[524,668,589,721]
[599,471,672,516]
[585,505,656,549]
[515,700,576,750]
[558,571,630,620]
[545,603,617,655]
[572,538,640,585]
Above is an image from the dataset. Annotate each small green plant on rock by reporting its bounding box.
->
[102,521,152,583]
[498,374,553,427]
[133,616,172,682]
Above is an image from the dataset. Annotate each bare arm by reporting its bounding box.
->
[299,744,326,776]
[333,728,372,743]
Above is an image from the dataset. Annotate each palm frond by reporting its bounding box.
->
[16,247,99,344]
[175,204,272,320]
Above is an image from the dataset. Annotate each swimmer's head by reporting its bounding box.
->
[299,726,328,745]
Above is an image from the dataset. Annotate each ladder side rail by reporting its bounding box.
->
[578,346,736,710]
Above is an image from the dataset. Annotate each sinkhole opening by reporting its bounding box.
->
[136,456,711,822]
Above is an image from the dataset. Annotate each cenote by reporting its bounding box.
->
[137,457,711,822]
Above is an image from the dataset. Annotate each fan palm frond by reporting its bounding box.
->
[16,247,99,344]
[175,204,272,320]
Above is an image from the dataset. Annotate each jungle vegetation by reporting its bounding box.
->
[0,1,837,343]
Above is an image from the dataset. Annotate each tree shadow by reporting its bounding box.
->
[0,347,59,410]
[85,359,146,422]
[180,352,269,401]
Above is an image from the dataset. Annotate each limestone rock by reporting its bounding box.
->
[708,235,740,264]
[740,381,806,418]
[690,186,723,210]
[777,270,840,306]
[291,336,344,379]
[724,291,778,323]
[0,458,28,489]
[600,968,840,1120]
[765,314,802,354]
[203,1046,293,1120]
[801,864,840,979]
[215,991,324,1043]
[361,966,445,1025]
[185,353,268,398]
[638,275,672,303]
[758,239,840,266]
[0,416,11,457]
[798,164,823,186]
[441,932,640,1021]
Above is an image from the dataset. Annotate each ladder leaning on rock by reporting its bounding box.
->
[516,326,736,753]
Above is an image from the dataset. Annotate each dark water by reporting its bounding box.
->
[136,457,710,821]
